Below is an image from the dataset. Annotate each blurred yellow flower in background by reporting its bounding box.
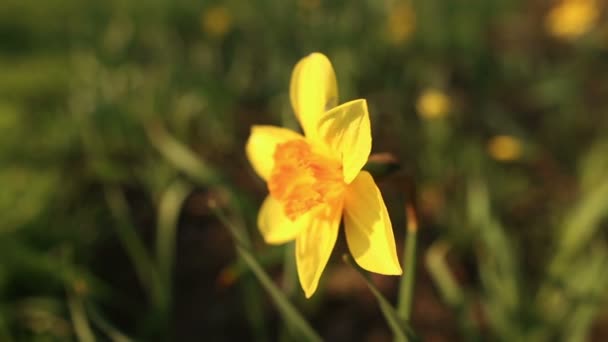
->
[202,6,232,38]
[487,135,522,162]
[246,53,402,298]
[545,0,599,40]
[299,0,321,11]
[416,88,451,119]
[386,1,416,44]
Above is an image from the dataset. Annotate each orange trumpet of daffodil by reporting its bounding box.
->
[246,52,402,297]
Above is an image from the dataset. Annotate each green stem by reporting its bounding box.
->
[238,246,320,342]
[343,255,417,342]
[212,205,321,342]
[397,231,417,320]
[397,204,418,322]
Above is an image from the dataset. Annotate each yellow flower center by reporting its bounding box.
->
[268,139,346,221]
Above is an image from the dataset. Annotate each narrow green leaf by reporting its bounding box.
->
[145,122,221,186]
[343,255,417,342]
[557,179,608,263]
[213,206,321,342]
[87,304,134,342]
[104,187,162,306]
[156,179,192,297]
[67,290,96,342]
[397,203,418,322]
[561,247,608,341]
[425,241,464,307]
[238,246,321,342]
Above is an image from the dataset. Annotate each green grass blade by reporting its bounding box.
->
[238,246,321,342]
[156,179,192,300]
[212,205,321,342]
[343,255,417,342]
[67,290,96,342]
[397,203,418,322]
[104,187,162,306]
[86,304,134,342]
[145,122,221,186]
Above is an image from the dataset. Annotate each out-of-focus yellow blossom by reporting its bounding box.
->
[202,6,232,38]
[387,2,416,44]
[299,0,321,11]
[487,135,522,161]
[416,88,451,119]
[246,53,402,298]
[545,0,599,40]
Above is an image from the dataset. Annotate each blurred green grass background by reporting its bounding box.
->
[1,0,608,340]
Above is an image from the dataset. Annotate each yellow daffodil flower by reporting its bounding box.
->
[246,53,402,298]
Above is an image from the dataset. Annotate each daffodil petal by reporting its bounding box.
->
[290,52,338,141]
[245,125,304,180]
[317,99,371,184]
[257,195,309,244]
[295,205,342,298]
[343,171,402,275]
